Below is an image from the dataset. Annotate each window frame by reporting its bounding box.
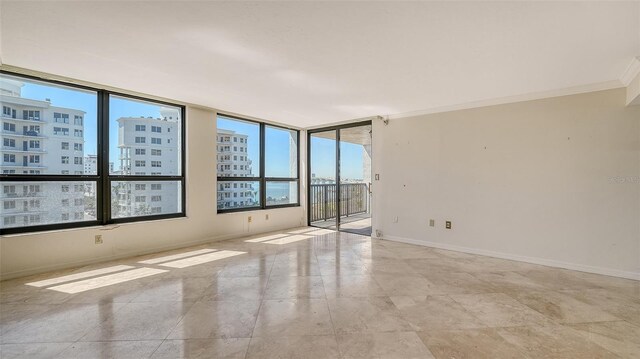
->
[0,70,186,235]
[216,113,300,214]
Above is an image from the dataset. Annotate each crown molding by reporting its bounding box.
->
[621,56,640,87]
[387,80,623,120]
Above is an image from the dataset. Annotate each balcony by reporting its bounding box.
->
[1,147,47,154]
[309,183,371,235]
[2,131,47,139]
[1,114,44,122]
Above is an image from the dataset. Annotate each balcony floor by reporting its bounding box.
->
[311,212,371,236]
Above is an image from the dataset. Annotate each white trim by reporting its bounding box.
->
[386,80,623,120]
[382,234,640,281]
[620,56,640,87]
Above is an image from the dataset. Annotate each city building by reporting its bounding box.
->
[1,79,87,227]
[112,109,181,218]
[216,128,257,209]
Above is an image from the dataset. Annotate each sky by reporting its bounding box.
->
[311,135,364,180]
[14,76,365,179]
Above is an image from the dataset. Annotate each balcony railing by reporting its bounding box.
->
[310,183,369,222]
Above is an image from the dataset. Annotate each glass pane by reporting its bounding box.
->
[309,130,337,228]
[339,125,372,236]
[0,74,97,175]
[217,181,260,211]
[216,116,259,178]
[111,181,182,219]
[0,181,97,229]
[265,126,297,178]
[109,95,182,176]
[266,181,298,206]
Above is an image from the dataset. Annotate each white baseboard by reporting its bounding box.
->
[382,235,640,281]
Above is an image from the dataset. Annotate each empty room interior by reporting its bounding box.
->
[1,1,640,358]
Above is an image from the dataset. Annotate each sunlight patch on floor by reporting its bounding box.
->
[245,234,290,243]
[26,265,135,288]
[159,250,246,268]
[138,248,217,265]
[48,267,168,294]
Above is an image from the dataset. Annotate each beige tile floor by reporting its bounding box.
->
[1,227,639,358]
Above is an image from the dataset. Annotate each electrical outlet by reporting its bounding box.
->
[265,214,269,220]
[393,216,398,223]
[375,230,383,238]
[429,219,435,227]
[445,221,452,229]
[375,174,380,180]
[248,216,252,223]
[95,235,103,244]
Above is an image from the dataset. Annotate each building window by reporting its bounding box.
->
[4,200,16,210]
[53,127,69,136]
[216,115,299,212]
[3,123,15,132]
[54,112,70,123]
[135,125,146,131]
[4,154,15,163]
[23,110,41,120]
[1,72,185,234]
[109,95,183,220]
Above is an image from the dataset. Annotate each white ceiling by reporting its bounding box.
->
[1,1,639,128]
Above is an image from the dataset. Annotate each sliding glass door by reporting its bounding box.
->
[308,122,372,235]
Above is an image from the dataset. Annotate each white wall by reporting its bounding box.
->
[0,107,307,280]
[372,88,640,279]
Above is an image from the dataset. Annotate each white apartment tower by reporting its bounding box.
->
[1,79,87,228]
[216,129,257,209]
[113,108,181,217]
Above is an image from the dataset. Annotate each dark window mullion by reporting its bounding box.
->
[99,91,110,224]
[260,123,266,209]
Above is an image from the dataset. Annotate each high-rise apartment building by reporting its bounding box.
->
[1,79,88,228]
[112,109,181,218]
[216,129,258,209]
